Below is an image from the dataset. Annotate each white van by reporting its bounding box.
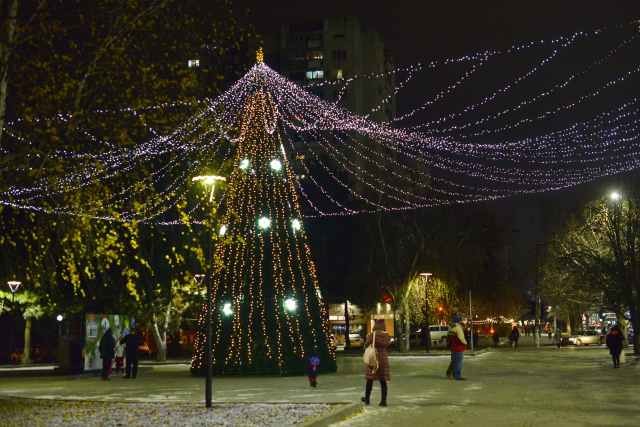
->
[428,325,450,344]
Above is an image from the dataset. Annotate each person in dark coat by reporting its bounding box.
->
[606,324,624,368]
[511,325,520,348]
[492,330,500,347]
[118,328,144,378]
[305,347,320,387]
[98,328,115,380]
[361,319,390,407]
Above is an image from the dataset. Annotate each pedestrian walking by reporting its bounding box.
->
[118,328,144,379]
[98,328,115,380]
[524,325,529,337]
[449,315,468,380]
[484,326,490,340]
[510,325,520,348]
[361,319,390,407]
[492,330,500,346]
[554,328,562,348]
[305,347,320,387]
[606,325,624,368]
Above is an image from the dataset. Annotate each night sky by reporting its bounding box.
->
[235,1,640,269]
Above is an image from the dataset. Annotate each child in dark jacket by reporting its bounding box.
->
[306,347,320,387]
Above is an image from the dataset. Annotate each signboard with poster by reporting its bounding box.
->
[84,313,135,371]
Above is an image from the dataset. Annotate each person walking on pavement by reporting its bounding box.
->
[492,330,500,347]
[554,328,563,348]
[606,324,624,368]
[98,328,115,380]
[449,315,468,380]
[361,319,390,407]
[118,328,144,379]
[510,325,520,348]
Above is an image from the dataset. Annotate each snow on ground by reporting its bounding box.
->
[0,398,340,426]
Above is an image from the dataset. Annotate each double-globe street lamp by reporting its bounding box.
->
[7,281,21,362]
[192,175,226,408]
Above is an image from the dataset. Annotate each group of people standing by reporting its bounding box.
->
[98,328,145,380]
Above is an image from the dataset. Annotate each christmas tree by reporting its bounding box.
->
[190,60,337,376]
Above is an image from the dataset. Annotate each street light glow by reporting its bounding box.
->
[192,175,226,202]
[610,192,620,200]
[56,314,63,322]
[7,281,21,292]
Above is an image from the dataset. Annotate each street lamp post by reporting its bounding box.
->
[7,281,21,362]
[193,175,225,408]
[420,273,432,353]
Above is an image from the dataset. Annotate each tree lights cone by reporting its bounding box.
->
[190,65,336,376]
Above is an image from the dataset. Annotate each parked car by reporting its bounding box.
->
[348,334,364,348]
[564,330,600,346]
[389,333,422,348]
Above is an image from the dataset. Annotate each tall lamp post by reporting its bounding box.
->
[192,175,225,408]
[420,273,432,353]
[8,281,21,362]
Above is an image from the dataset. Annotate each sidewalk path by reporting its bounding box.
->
[0,340,637,426]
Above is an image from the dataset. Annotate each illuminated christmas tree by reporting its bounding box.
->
[190,59,337,376]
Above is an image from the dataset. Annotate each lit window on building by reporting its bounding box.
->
[305,70,324,80]
[332,69,343,79]
[188,59,200,68]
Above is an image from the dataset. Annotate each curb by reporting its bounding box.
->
[301,401,362,427]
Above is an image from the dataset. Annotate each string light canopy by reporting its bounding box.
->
[1,20,639,221]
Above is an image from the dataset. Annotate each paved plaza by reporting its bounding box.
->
[0,336,637,426]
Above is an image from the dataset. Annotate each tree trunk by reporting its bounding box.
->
[0,0,19,172]
[631,308,639,354]
[22,317,33,365]
[150,303,171,362]
[617,313,629,349]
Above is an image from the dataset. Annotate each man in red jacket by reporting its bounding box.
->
[449,315,468,380]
